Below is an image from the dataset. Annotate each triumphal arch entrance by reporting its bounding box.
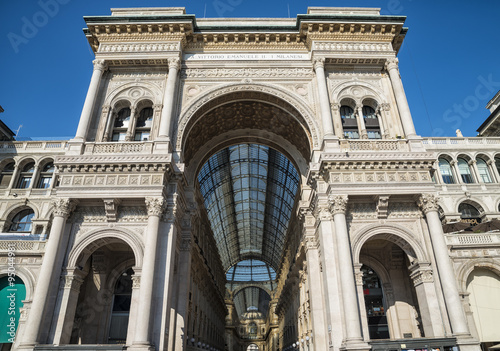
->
[12,6,481,351]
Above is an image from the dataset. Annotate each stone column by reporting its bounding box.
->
[313,58,335,138]
[469,160,482,183]
[329,195,367,348]
[385,58,417,138]
[19,198,76,348]
[172,236,193,351]
[51,270,86,344]
[409,262,445,337]
[375,106,388,138]
[331,103,344,138]
[417,194,471,337]
[488,159,500,183]
[131,197,165,350]
[126,269,141,345]
[74,60,107,140]
[353,265,370,341]
[8,164,20,189]
[356,104,368,139]
[102,107,115,142]
[300,209,328,351]
[157,58,181,141]
[27,165,39,189]
[379,103,393,137]
[153,203,179,351]
[125,107,138,141]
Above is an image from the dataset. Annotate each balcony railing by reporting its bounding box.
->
[445,232,500,247]
[422,137,500,146]
[0,238,46,253]
[340,139,409,151]
[84,142,154,154]
[0,140,68,153]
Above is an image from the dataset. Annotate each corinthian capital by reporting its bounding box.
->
[416,194,439,214]
[168,57,181,71]
[328,194,348,215]
[93,59,107,71]
[385,57,399,71]
[145,197,166,216]
[313,57,325,70]
[52,198,77,218]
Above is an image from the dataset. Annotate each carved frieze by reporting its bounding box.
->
[348,203,377,220]
[313,41,392,52]
[181,67,314,79]
[98,42,181,53]
[387,202,422,219]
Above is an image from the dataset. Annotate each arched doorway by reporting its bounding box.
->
[359,238,423,340]
[66,238,137,345]
[466,268,500,346]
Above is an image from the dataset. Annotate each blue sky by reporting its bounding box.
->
[0,0,499,139]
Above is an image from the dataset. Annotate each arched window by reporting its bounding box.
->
[134,107,153,141]
[438,158,455,184]
[362,265,389,339]
[363,106,381,139]
[495,156,500,177]
[17,162,35,188]
[476,158,492,183]
[112,108,131,142]
[459,203,481,225]
[108,268,133,344]
[0,162,15,188]
[458,158,474,183]
[8,209,35,233]
[341,106,359,139]
[37,162,54,189]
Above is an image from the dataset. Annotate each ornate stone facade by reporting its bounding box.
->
[0,6,498,351]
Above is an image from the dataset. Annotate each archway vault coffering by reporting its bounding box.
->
[178,87,317,172]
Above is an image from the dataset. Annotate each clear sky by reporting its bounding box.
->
[0,0,499,139]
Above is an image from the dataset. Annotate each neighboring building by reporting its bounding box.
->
[0,107,16,142]
[0,6,499,351]
[477,90,500,136]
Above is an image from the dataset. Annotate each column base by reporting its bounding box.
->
[321,135,341,152]
[128,343,156,351]
[153,139,172,153]
[341,339,371,351]
[455,335,481,351]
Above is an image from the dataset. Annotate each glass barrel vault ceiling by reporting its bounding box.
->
[197,144,300,273]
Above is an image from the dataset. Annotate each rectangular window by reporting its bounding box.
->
[18,177,31,189]
[38,177,51,189]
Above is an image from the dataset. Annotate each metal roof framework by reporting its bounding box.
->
[198,144,299,319]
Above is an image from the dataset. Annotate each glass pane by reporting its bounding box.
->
[340,106,355,118]
[458,158,473,183]
[9,209,34,232]
[18,177,31,189]
[38,177,51,189]
[114,108,131,128]
[477,159,492,183]
[438,159,454,184]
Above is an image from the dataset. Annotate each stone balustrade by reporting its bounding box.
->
[445,232,500,247]
[0,140,68,153]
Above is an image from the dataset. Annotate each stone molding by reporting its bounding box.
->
[181,67,314,79]
[313,41,392,52]
[98,42,181,53]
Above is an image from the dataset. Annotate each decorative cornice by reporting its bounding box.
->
[98,42,181,54]
[145,197,166,216]
[416,194,439,215]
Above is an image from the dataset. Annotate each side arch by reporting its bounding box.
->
[352,224,428,265]
[0,265,36,301]
[456,258,500,293]
[67,227,144,269]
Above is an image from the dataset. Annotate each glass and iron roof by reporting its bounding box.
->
[226,259,276,292]
[198,144,300,272]
[233,287,271,320]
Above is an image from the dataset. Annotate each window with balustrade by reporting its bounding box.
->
[112,107,131,142]
[37,162,54,189]
[16,161,35,189]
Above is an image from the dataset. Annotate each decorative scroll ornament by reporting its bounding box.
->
[416,194,439,214]
[145,197,166,216]
[328,194,348,215]
[52,198,76,218]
